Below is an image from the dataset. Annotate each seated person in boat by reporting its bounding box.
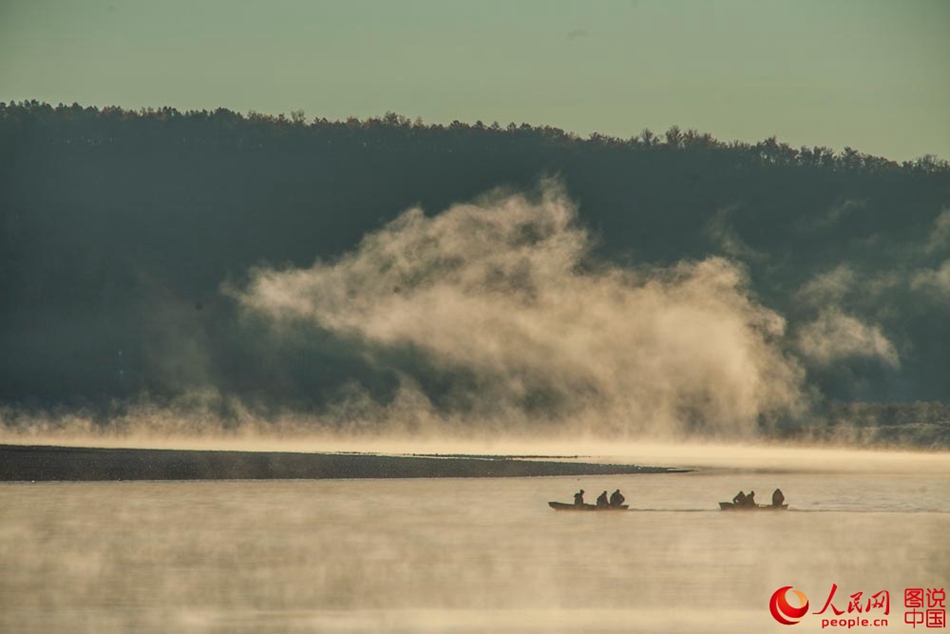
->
[609,489,625,507]
[772,488,785,507]
[732,491,747,506]
[745,490,757,506]
[596,491,610,508]
[574,489,585,506]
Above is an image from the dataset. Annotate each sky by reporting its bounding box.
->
[1,0,948,161]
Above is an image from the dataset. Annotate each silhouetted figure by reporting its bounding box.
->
[609,489,625,507]
[574,489,585,506]
[596,491,609,508]
[733,491,747,506]
[772,488,785,507]
[746,490,757,507]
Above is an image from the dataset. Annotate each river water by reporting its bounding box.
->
[1,448,948,633]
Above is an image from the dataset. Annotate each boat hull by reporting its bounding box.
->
[719,502,788,511]
[548,501,629,511]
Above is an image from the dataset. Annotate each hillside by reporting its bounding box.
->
[2,101,949,445]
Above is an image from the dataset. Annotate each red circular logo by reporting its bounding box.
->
[770,586,810,625]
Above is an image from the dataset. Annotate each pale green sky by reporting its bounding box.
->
[2,0,948,160]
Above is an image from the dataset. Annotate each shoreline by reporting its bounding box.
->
[0,444,688,482]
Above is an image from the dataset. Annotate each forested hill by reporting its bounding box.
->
[2,101,950,442]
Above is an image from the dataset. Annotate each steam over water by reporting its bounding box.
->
[4,182,948,447]
[2,456,948,633]
[233,181,803,438]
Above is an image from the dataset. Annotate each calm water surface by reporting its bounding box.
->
[1,468,948,633]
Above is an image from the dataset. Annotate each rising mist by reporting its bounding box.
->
[235,181,803,439]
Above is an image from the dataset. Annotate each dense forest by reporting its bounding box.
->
[2,101,949,445]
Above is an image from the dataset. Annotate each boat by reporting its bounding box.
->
[719,502,788,511]
[548,501,629,511]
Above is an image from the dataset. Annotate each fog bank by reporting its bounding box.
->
[233,182,804,439]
